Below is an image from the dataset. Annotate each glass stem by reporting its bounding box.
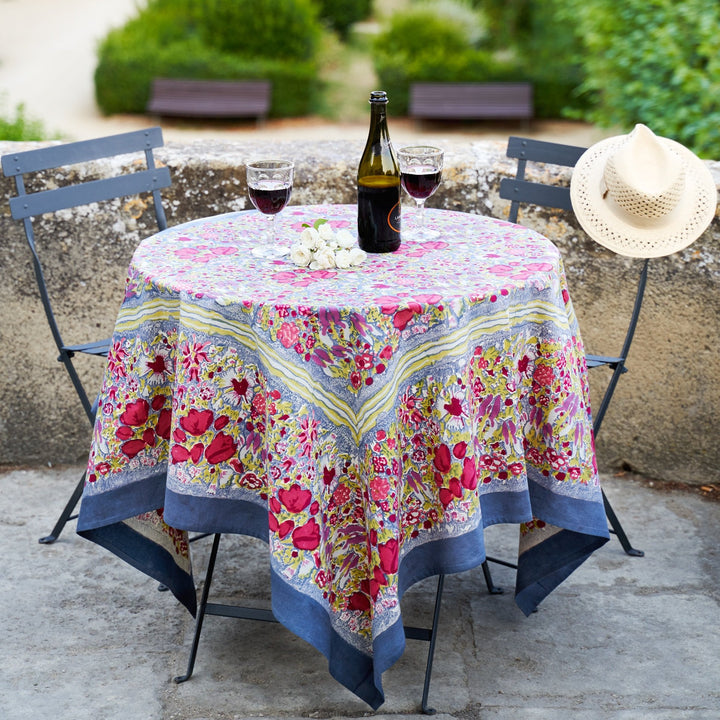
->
[416,200,426,232]
[269,213,277,244]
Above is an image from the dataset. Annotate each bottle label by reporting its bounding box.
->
[387,200,400,233]
[358,177,401,253]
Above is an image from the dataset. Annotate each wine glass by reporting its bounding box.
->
[246,159,294,258]
[397,146,444,242]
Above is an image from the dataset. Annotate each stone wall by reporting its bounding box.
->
[1,138,718,485]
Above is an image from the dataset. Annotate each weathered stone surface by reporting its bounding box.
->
[1,138,718,485]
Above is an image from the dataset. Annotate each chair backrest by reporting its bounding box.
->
[498,135,649,437]
[1,127,171,422]
[499,136,586,224]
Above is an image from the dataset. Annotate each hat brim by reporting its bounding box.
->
[570,134,717,258]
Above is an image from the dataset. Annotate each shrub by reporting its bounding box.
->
[94,0,322,118]
[0,95,50,141]
[559,0,720,158]
[313,0,373,38]
[511,0,589,119]
[465,0,588,118]
[195,0,320,60]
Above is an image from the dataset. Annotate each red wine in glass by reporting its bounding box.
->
[246,159,294,258]
[397,146,444,242]
[401,167,442,201]
[248,183,292,215]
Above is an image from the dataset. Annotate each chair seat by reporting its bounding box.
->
[63,338,112,357]
[586,354,628,372]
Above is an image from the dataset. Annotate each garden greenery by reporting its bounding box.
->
[372,1,499,115]
[558,0,720,158]
[373,0,586,119]
[314,0,373,38]
[95,0,322,118]
[0,95,50,141]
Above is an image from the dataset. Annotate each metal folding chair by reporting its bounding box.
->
[482,135,645,592]
[1,127,171,544]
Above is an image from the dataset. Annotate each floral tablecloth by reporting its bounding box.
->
[78,204,608,709]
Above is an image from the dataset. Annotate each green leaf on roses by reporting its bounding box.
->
[313,218,329,229]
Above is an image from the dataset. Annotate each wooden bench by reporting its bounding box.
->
[409,82,533,122]
[146,78,271,120]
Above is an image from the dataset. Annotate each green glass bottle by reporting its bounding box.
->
[357,91,401,253]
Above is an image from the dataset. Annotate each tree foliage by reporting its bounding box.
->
[558,0,720,157]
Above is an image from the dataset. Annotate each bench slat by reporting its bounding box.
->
[147,78,271,119]
[410,82,533,120]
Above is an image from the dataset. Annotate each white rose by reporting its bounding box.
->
[299,227,322,250]
[348,247,367,266]
[313,246,336,270]
[335,229,356,249]
[290,243,312,267]
[334,249,352,269]
[318,222,335,241]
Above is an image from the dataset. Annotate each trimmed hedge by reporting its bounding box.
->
[94,0,321,118]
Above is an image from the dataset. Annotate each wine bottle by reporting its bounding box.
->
[357,91,401,253]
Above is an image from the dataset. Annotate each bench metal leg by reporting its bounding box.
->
[38,471,85,544]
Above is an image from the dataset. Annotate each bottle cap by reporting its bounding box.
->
[369,91,388,103]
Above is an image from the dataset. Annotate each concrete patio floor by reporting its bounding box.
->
[1,465,718,719]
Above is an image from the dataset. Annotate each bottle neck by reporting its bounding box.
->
[369,102,389,142]
[358,95,398,179]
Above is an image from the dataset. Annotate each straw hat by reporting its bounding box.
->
[570,124,717,258]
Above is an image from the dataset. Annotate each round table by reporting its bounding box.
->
[78,204,608,709]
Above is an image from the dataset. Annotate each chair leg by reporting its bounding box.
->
[480,559,505,595]
[38,471,86,544]
[158,534,212,591]
[603,489,644,557]
[420,573,445,716]
[174,532,222,683]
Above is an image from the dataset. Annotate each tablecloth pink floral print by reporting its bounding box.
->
[78,204,608,709]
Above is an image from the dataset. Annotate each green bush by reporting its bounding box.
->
[0,96,50,141]
[313,0,373,38]
[511,0,589,119]
[94,0,322,118]
[196,0,320,60]
[558,0,720,158]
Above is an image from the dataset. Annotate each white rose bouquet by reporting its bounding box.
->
[289,219,367,270]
